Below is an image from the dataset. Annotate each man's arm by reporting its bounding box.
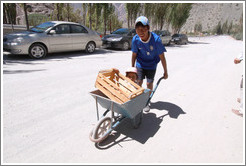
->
[132,52,137,67]
[159,53,168,79]
[234,52,244,64]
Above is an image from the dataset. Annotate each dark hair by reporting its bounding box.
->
[135,22,150,29]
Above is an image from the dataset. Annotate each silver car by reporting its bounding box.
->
[3,21,102,59]
[153,30,172,45]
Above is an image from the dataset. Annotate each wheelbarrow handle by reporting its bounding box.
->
[146,77,164,106]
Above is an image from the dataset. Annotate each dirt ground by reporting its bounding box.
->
[2,35,244,164]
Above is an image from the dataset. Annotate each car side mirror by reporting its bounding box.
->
[49,30,56,34]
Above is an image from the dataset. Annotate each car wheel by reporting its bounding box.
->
[29,43,47,59]
[122,41,129,50]
[85,42,96,53]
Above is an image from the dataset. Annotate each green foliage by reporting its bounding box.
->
[211,16,242,40]
[3,3,16,24]
[213,21,222,35]
[126,3,142,28]
[153,3,170,30]
[194,23,202,33]
[80,3,121,34]
[171,3,192,33]
[28,13,50,26]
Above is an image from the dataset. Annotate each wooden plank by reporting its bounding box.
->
[117,83,132,97]
[109,72,116,82]
[118,73,142,89]
[95,82,123,104]
[129,88,145,99]
[95,69,145,103]
[118,78,137,92]
[101,72,112,77]
[98,73,129,102]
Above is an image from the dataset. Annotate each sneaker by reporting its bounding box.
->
[143,104,151,112]
[232,109,243,117]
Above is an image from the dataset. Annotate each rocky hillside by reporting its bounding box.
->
[15,3,54,25]
[112,3,243,33]
[14,3,243,33]
[181,3,243,33]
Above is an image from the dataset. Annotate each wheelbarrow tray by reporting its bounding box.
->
[90,89,150,119]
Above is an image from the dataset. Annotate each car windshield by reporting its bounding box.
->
[112,28,130,35]
[30,22,56,33]
[172,34,180,37]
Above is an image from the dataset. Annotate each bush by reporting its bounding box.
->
[232,32,243,40]
[28,13,50,26]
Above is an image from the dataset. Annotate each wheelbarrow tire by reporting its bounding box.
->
[132,111,143,129]
[89,116,112,143]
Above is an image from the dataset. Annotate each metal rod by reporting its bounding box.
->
[95,96,99,121]
[146,76,164,106]
[111,102,114,127]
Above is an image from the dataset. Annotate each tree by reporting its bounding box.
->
[125,3,141,28]
[55,3,64,20]
[94,4,103,31]
[170,3,192,33]
[3,3,17,32]
[82,4,88,25]
[3,3,14,32]
[23,3,30,30]
[153,3,170,30]
[102,4,114,35]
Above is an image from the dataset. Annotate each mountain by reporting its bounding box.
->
[14,3,243,33]
[112,3,243,33]
[181,3,243,33]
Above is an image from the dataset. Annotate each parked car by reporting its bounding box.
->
[153,30,172,45]
[3,21,102,59]
[171,34,188,45]
[102,28,136,50]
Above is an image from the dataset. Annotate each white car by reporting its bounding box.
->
[3,21,102,59]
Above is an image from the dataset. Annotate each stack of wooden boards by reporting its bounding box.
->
[95,69,144,104]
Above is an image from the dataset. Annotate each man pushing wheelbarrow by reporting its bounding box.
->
[89,16,168,143]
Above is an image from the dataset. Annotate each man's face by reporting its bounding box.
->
[136,25,149,42]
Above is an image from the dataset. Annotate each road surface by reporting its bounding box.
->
[2,35,244,164]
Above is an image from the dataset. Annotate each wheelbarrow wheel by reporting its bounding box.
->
[132,111,143,129]
[89,116,112,143]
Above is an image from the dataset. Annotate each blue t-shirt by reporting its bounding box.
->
[131,32,166,70]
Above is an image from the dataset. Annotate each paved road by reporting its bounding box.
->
[2,36,244,164]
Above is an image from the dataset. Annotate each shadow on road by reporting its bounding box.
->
[151,101,186,119]
[3,48,119,65]
[3,69,46,74]
[188,41,210,45]
[95,101,185,150]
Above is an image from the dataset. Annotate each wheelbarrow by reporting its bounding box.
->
[89,77,164,143]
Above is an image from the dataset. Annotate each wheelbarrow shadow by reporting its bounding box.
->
[95,101,185,149]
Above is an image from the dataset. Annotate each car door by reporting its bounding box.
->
[48,24,72,52]
[161,31,168,45]
[70,24,88,50]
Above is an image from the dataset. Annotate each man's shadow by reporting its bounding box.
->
[95,101,185,149]
[150,101,186,119]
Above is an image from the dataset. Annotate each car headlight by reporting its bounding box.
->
[108,37,122,42]
[11,37,25,45]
